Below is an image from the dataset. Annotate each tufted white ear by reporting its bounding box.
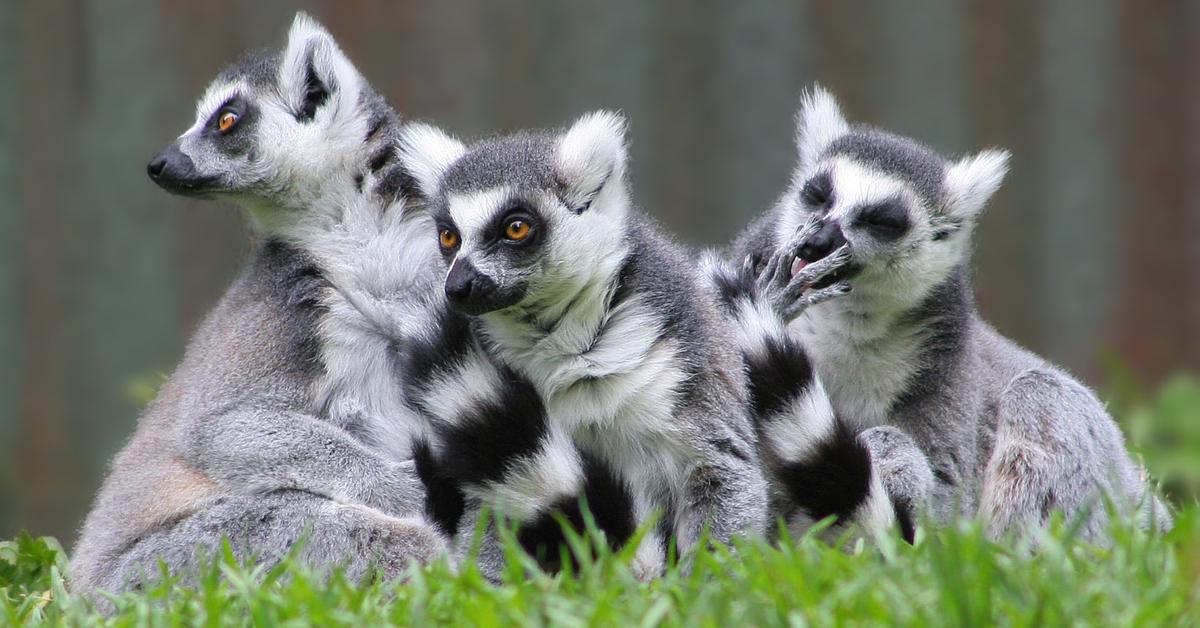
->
[795,85,849,173]
[943,149,1010,221]
[398,122,466,198]
[554,110,628,212]
[279,12,361,122]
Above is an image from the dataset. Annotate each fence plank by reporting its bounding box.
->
[966,0,1044,347]
[14,0,87,540]
[711,0,810,237]
[0,0,21,531]
[1035,0,1120,381]
[1114,0,1200,381]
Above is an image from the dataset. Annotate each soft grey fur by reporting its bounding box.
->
[71,14,444,599]
[728,86,1171,541]
[72,246,440,596]
[401,114,769,575]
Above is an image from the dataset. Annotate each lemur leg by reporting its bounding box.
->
[451,499,509,582]
[858,426,934,542]
[81,490,445,600]
[981,369,1168,541]
[673,437,770,555]
[180,407,426,518]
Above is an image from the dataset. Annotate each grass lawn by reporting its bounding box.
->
[3,375,1198,626]
[3,512,1198,626]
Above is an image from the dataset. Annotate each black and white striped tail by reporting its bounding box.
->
[703,253,912,543]
[403,311,635,568]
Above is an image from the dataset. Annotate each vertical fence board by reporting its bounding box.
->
[711,0,810,237]
[643,0,720,242]
[866,0,969,154]
[14,0,87,539]
[0,0,21,530]
[1114,0,1199,382]
[966,0,1044,347]
[1035,0,1120,380]
[1189,2,1200,371]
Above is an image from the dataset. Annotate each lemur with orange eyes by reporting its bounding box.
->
[720,86,1171,541]
[399,113,769,577]
[71,15,446,598]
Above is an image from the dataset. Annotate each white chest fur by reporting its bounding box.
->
[792,303,925,429]
[305,204,441,461]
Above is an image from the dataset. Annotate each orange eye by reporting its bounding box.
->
[504,220,531,241]
[218,111,238,133]
[439,229,459,250]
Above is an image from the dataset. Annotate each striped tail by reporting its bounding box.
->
[703,252,913,543]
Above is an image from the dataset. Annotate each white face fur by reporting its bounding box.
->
[401,112,632,320]
[150,14,375,232]
[778,86,1010,310]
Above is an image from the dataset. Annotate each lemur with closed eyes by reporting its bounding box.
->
[725,86,1171,541]
[400,113,769,575]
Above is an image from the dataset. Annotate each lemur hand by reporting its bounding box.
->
[746,218,853,323]
[359,459,429,519]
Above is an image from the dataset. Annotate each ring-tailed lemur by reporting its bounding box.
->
[400,113,769,574]
[727,86,1171,541]
[71,14,446,598]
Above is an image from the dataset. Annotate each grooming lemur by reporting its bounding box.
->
[399,113,769,575]
[725,86,1171,540]
[71,14,446,598]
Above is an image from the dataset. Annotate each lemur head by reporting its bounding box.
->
[147,13,399,231]
[401,112,631,317]
[778,86,1009,304]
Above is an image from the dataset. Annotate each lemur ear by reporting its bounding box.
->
[943,149,1010,221]
[279,13,361,123]
[555,110,628,213]
[795,85,849,173]
[398,122,466,199]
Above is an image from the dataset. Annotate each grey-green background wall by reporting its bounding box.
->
[1,0,1197,547]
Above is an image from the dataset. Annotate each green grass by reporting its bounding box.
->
[2,513,1198,626]
[3,372,1197,626]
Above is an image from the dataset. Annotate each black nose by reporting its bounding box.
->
[146,143,212,195]
[445,260,496,304]
[797,221,846,263]
[147,155,167,178]
[147,146,194,182]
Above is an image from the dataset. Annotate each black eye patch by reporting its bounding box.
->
[799,172,834,211]
[853,200,910,240]
[203,96,257,157]
[204,95,247,134]
[482,200,545,250]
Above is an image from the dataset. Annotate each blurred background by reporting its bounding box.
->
[1,0,1197,547]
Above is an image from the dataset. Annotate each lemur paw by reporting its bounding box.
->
[751,228,853,323]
